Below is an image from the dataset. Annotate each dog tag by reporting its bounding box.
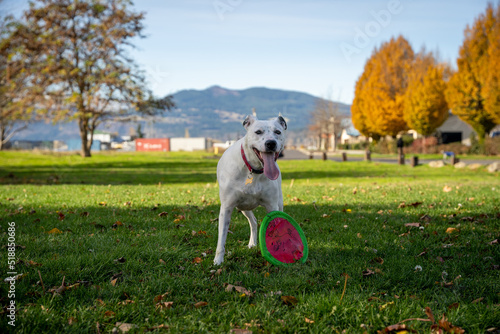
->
[245,175,253,185]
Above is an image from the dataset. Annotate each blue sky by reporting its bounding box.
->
[2,0,493,104]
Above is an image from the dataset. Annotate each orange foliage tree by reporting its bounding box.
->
[446,3,500,144]
[403,51,449,138]
[352,35,414,139]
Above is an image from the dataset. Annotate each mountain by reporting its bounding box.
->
[12,86,351,142]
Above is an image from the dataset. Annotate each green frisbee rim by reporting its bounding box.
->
[259,211,308,267]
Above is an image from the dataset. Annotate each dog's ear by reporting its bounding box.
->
[277,116,287,130]
[243,115,256,130]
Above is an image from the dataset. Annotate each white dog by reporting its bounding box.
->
[214,115,287,265]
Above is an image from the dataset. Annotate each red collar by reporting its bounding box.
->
[241,144,263,174]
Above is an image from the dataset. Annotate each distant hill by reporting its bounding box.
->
[12,86,351,142]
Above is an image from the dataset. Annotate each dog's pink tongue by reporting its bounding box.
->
[261,152,279,180]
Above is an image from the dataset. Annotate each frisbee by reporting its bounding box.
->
[259,211,308,266]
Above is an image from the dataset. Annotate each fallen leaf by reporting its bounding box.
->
[159,259,166,265]
[47,228,63,234]
[68,317,77,325]
[405,223,421,228]
[80,212,89,217]
[103,310,115,318]
[57,212,65,221]
[98,202,107,206]
[371,257,384,265]
[28,260,42,267]
[383,323,409,332]
[443,185,452,192]
[110,279,118,286]
[114,257,126,263]
[362,268,376,277]
[472,297,484,304]
[425,306,435,324]
[432,314,465,334]
[281,295,298,306]
[229,329,253,334]
[194,301,208,308]
[158,212,168,217]
[226,284,253,297]
[489,239,498,245]
[154,292,169,304]
[304,317,314,324]
[379,301,394,310]
[445,227,458,234]
[420,215,432,222]
[155,301,173,310]
[192,257,202,264]
[114,322,138,333]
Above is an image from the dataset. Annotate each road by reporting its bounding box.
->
[280,149,499,166]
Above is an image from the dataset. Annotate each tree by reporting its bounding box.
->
[446,3,499,145]
[352,35,414,139]
[0,14,33,150]
[484,8,500,124]
[309,96,344,151]
[403,51,449,140]
[10,0,174,157]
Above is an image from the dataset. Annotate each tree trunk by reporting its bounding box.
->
[0,124,5,151]
[79,117,91,157]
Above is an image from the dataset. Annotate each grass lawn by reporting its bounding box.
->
[0,151,499,333]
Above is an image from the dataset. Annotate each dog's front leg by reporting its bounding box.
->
[214,206,233,265]
[242,210,258,248]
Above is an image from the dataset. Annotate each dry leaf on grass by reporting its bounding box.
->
[114,322,138,333]
[47,228,63,234]
[154,292,170,304]
[103,310,115,318]
[226,284,253,297]
[193,301,208,308]
[281,295,298,306]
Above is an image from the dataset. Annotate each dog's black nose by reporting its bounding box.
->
[265,140,277,151]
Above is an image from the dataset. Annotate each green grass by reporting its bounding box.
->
[0,151,499,333]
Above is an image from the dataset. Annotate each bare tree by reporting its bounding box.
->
[309,97,345,151]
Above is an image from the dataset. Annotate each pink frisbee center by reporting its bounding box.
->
[265,217,304,263]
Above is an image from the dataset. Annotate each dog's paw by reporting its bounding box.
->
[213,256,224,265]
[248,242,257,249]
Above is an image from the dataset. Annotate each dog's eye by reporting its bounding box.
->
[255,130,263,135]
[274,130,281,135]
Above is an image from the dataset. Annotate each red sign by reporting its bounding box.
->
[136,139,170,152]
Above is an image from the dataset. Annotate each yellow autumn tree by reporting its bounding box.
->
[403,51,449,137]
[446,3,499,144]
[352,35,414,138]
[484,10,500,124]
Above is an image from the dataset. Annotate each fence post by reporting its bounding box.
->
[398,153,405,165]
[322,152,327,161]
[451,155,459,165]
[411,156,418,167]
[342,152,347,162]
[364,150,371,162]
